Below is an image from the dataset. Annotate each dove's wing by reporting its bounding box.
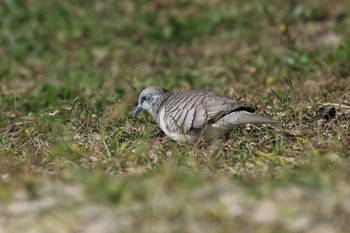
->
[159,90,247,134]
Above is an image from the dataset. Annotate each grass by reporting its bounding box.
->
[0,0,350,232]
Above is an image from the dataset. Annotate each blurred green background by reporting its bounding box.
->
[0,0,350,232]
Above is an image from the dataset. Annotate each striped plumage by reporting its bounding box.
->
[134,86,279,142]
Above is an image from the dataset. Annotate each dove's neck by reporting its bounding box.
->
[151,92,172,123]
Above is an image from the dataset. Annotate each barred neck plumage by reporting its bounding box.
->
[152,92,172,123]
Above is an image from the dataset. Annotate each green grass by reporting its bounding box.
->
[1,0,350,232]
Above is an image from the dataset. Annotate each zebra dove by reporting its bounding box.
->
[134,86,279,142]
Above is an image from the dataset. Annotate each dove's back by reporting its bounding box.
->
[156,90,278,142]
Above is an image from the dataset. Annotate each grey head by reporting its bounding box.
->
[134,86,171,120]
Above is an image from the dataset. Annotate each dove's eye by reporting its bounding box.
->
[142,95,149,102]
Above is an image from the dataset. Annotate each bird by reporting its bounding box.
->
[134,86,279,142]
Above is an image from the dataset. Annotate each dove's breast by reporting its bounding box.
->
[156,92,210,142]
[158,108,189,142]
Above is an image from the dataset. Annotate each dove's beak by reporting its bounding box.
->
[134,104,143,118]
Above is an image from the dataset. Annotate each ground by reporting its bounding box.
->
[0,0,350,232]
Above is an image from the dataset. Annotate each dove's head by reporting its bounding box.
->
[134,86,171,119]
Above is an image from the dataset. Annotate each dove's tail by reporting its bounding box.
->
[218,111,280,125]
